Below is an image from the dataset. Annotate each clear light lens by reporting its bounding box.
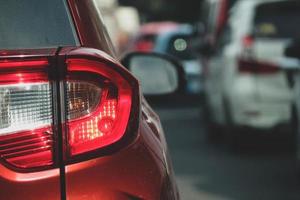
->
[67,82,102,120]
[0,83,52,135]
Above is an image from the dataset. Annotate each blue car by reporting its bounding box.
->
[154,24,203,94]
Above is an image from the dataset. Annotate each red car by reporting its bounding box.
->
[129,22,180,52]
[0,0,180,199]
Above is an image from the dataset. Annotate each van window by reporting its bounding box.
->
[254,1,300,39]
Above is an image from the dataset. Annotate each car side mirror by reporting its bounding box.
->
[285,40,300,59]
[121,52,185,96]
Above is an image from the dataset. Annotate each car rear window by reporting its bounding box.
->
[0,0,78,49]
[254,1,300,39]
[166,34,197,60]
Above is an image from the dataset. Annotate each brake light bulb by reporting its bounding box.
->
[242,35,254,48]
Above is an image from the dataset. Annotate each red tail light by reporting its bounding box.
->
[0,48,138,171]
[242,35,254,49]
[0,59,54,169]
[134,40,154,52]
[66,59,133,156]
[238,59,280,74]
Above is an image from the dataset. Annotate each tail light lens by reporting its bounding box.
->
[0,60,54,169]
[134,40,154,52]
[238,59,280,74]
[66,59,133,156]
[0,48,138,170]
[242,35,254,49]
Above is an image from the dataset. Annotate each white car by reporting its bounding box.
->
[203,0,300,141]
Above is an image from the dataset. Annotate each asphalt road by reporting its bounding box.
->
[152,99,300,200]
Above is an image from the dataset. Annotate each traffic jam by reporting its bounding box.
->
[1,0,300,199]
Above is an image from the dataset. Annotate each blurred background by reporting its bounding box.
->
[97,0,300,199]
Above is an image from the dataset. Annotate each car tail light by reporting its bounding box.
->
[238,59,280,74]
[134,40,154,52]
[66,58,133,156]
[0,48,138,170]
[242,35,254,49]
[0,59,54,169]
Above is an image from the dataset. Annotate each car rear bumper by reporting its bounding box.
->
[230,122,293,134]
[231,101,292,129]
[228,75,293,129]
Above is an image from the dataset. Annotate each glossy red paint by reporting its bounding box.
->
[64,97,178,200]
[64,0,180,195]
[0,1,179,200]
[61,49,179,199]
[67,0,116,56]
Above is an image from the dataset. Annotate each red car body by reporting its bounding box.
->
[0,0,179,199]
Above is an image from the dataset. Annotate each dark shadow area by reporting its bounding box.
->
[146,94,203,108]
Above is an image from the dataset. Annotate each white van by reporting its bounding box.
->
[203,0,300,141]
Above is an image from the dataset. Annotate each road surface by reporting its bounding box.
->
[153,100,300,200]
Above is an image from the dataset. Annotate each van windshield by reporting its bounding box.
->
[254,1,300,39]
[0,0,77,49]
